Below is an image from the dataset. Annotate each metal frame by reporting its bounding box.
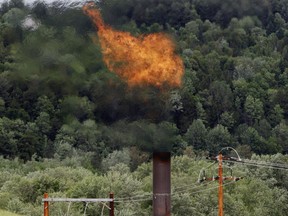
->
[43,193,114,216]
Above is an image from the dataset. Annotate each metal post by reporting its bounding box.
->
[218,154,223,216]
[153,152,171,216]
[44,193,49,216]
[109,192,114,216]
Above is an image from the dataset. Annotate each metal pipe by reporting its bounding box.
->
[153,152,171,216]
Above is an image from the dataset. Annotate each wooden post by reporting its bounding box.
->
[109,192,114,216]
[44,193,49,216]
[218,154,223,216]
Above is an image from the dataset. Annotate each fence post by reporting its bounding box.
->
[109,192,114,216]
[44,193,49,216]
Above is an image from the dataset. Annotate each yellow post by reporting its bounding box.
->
[218,154,223,216]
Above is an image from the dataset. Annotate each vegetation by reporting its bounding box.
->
[0,154,288,215]
[0,0,288,215]
[0,209,22,216]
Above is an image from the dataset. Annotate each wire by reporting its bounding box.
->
[238,158,288,167]
[115,193,152,201]
[113,181,237,203]
[173,181,212,194]
[226,160,288,171]
[205,154,288,171]
[205,161,218,169]
[114,197,152,203]
[115,180,212,202]
[175,181,237,196]
[242,158,288,166]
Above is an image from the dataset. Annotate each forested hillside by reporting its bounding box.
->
[0,0,288,215]
[1,153,288,215]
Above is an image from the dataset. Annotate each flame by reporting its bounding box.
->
[83,3,184,88]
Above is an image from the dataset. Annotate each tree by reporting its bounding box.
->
[101,148,131,171]
[274,86,288,119]
[0,118,17,157]
[96,0,201,32]
[233,57,255,80]
[0,97,5,116]
[207,80,233,125]
[206,124,233,153]
[123,120,180,152]
[35,112,51,135]
[60,96,94,122]
[17,133,39,161]
[254,119,272,139]
[2,8,25,28]
[272,122,288,153]
[219,111,235,130]
[178,19,201,49]
[35,95,55,117]
[244,95,264,125]
[226,18,250,54]
[236,125,278,154]
[31,1,49,21]
[184,119,207,150]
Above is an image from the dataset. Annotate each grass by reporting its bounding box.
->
[0,209,21,216]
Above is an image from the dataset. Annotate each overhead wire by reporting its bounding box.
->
[114,180,212,202]
[114,155,287,203]
[115,193,152,201]
[224,160,288,171]
[114,197,152,203]
[114,181,201,200]
[114,180,238,203]
[172,180,212,194]
[240,158,288,167]
[177,181,237,196]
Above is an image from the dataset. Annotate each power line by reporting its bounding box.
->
[207,155,288,171]
[184,181,237,195]
[115,180,214,202]
[114,181,238,203]
[242,158,288,167]
[114,181,237,203]
[172,181,212,194]
[226,160,288,171]
[241,160,288,169]
[116,153,288,204]
[114,197,151,203]
[115,193,152,201]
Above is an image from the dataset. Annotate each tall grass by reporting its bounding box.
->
[0,209,21,216]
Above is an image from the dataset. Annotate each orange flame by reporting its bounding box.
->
[83,3,184,88]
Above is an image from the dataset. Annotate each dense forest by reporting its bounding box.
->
[0,0,288,215]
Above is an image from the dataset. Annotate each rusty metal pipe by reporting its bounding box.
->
[153,152,171,216]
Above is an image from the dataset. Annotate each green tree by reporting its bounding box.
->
[254,119,272,139]
[60,96,94,122]
[236,125,278,154]
[184,119,207,150]
[101,148,131,171]
[126,120,180,152]
[207,80,233,124]
[219,111,235,130]
[274,86,288,119]
[272,122,288,153]
[35,112,51,135]
[206,124,233,153]
[2,8,25,28]
[244,95,264,125]
[35,95,55,116]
